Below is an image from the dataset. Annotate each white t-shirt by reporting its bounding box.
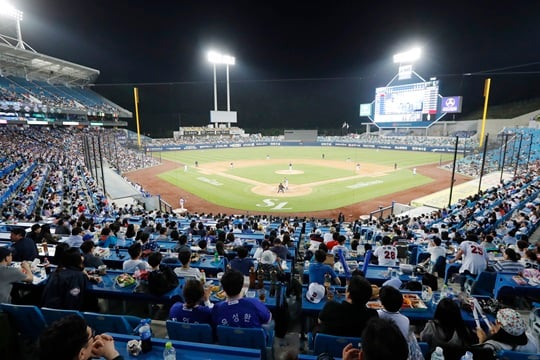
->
[458,241,488,275]
[122,259,150,273]
[174,266,202,280]
[427,245,446,263]
[374,245,398,266]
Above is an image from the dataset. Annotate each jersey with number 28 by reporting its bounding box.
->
[374,245,398,266]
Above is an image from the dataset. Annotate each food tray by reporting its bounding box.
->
[115,274,136,288]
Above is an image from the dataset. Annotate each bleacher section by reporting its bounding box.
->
[0,75,129,117]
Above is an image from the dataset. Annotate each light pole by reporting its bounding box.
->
[0,2,24,49]
[207,50,235,112]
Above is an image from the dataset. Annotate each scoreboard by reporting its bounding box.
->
[373,79,439,125]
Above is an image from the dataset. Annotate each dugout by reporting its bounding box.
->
[283,129,317,142]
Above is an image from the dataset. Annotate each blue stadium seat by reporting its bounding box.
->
[312,333,361,358]
[83,312,141,335]
[166,320,213,343]
[496,350,540,360]
[41,307,84,326]
[470,271,496,296]
[361,250,373,276]
[216,325,270,360]
[0,303,47,342]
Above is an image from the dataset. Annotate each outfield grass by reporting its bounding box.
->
[156,147,453,212]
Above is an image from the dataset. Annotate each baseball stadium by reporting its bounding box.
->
[0,3,539,360]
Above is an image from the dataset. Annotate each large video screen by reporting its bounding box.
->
[373,80,439,126]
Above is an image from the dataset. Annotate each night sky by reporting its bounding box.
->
[14,0,540,136]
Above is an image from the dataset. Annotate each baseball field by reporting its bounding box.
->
[125,146,463,216]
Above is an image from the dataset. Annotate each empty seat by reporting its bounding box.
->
[166,320,213,343]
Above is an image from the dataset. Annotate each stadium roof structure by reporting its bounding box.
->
[0,43,99,86]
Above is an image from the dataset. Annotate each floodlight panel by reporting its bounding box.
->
[207,51,235,65]
[222,55,235,65]
[0,1,23,20]
[393,47,421,64]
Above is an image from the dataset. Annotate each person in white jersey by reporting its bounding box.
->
[373,236,398,267]
[448,238,488,291]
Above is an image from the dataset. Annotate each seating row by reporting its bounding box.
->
[0,303,273,359]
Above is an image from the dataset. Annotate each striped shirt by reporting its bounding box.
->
[493,260,524,273]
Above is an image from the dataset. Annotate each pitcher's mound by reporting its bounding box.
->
[275,170,304,175]
[251,184,312,197]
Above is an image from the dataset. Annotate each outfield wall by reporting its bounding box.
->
[145,141,465,153]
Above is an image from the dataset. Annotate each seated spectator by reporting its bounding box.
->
[317,275,377,337]
[40,224,58,244]
[308,249,341,286]
[420,298,477,356]
[125,223,136,240]
[174,250,202,280]
[140,232,160,254]
[51,242,70,266]
[516,239,529,259]
[28,223,42,243]
[493,248,524,273]
[257,248,286,282]
[342,317,408,360]
[480,234,498,251]
[229,246,255,276]
[80,240,104,268]
[309,228,324,243]
[0,247,33,303]
[476,308,538,353]
[97,228,115,248]
[270,238,288,260]
[376,285,409,339]
[173,234,191,253]
[212,269,272,328]
[331,235,350,258]
[41,247,94,310]
[54,219,71,236]
[325,232,340,251]
[253,240,271,261]
[169,279,213,324]
[521,249,539,270]
[38,315,123,360]
[196,239,210,254]
[65,227,84,248]
[122,243,149,273]
[215,240,226,256]
[10,227,38,262]
[155,227,168,241]
[373,235,398,267]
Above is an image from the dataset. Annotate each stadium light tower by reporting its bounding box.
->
[0,1,24,49]
[207,50,235,111]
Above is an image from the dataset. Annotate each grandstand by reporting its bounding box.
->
[1,6,540,360]
[0,11,130,126]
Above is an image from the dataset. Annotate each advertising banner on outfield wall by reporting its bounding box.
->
[145,142,462,153]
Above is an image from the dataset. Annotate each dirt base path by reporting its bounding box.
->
[125,159,472,220]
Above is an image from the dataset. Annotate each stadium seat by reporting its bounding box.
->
[216,325,271,360]
[312,333,361,358]
[396,245,409,264]
[83,312,141,335]
[361,250,373,276]
[433,255,446,279]
[41,307,84,326]
[418,342,429,359]
[496,350,540,360]
[470,271,496,297]
[166,320,213,343]
[0,303,47,342]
